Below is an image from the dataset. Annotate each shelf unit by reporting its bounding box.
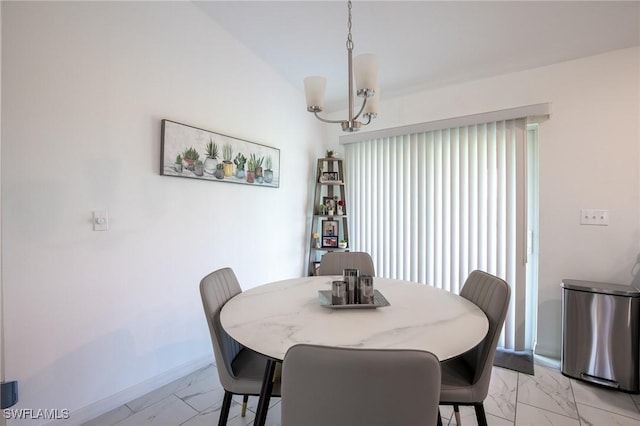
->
[308,157,349,276]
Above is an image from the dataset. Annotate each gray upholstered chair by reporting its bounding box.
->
[438,270,511,426]
[200,267,281,426]
[317,251,375,276]
[281,344,441,426]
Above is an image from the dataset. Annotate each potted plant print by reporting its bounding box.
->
[174,154,183,173]
[234,153,246,179]
[222,144,234,177]
[204,139,219,175]
[254,155,264,183]
[214,163,225,179]
[264,155,274,183]
[182,147,199,171]
[246,154,256,184]
[194,160,204,176]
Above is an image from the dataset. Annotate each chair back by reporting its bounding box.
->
[460,270,511,388]
[199,267,244,390]
[281,344,441,426]
[317,251,375,276]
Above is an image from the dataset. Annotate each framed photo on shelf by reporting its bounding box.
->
[322,220,339,237]
[319,171,340,183]
[323,196,336,211]
[322,236,338,248]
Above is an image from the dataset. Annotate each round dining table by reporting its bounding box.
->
[220,275,488,426]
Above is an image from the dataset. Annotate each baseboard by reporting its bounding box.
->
[532,343,561,370]
[45,355,212,426]
[533,344,560,360]
[533,354,561,370]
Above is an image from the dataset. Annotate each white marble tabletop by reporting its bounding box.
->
[220,276,488,361]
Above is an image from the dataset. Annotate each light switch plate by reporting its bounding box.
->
[580,209,609,226]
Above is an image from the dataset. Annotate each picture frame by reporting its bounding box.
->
[319,171,340,183]
[323,196,336,211]
[322,236,338,248]
[160,119,280,187]
[322,219,339,237]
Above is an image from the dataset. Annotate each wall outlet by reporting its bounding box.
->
[1,380,18,409]
[580,209,609,226]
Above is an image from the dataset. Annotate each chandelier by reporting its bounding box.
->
[303,0,379,132]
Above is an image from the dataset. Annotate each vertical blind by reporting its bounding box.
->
[344,118,527,351]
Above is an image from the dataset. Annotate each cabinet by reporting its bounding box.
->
[308,157,349,275]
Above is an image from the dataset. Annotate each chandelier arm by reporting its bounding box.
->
[313,111,347,125]
[352,96,368,121]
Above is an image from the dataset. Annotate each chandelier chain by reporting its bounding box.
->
[346,0,353,51]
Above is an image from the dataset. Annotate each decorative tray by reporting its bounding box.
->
[318,290,391,309]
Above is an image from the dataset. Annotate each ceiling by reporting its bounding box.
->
[196,1,640,112]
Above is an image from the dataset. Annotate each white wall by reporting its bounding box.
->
[0,2,5,426]
[329,47,640,358]
[1,1,322,423]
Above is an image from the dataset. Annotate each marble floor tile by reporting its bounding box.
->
[180,403,251,426]
[262,401,282,426]
[439,405,454,425]
[577,402,640,426]
[485,366,518,421]
[632,393,640,412]
[233,395,281,414]
[183,400,282,426]
[125,365,214,413]
[115,394,198,426]
[517,365,578,419]
[515,403,580,426]
[81,404,134,426]
[242,397,283,426]
[180,385,228,413]
[455,404,514,426]
[174,368,225,412]
[92,361,640,426]
[571,379,640,420]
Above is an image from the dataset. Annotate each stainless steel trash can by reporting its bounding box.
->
[561,279,640,393]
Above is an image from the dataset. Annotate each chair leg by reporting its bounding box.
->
[241,394,249,417]
[474,403,488,426]
[254,359,277,426]
[454,404,462,425]
[218,391,233,426]
[437,409,443,426]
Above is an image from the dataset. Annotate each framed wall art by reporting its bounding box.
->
[322,219,339,237]
[160,119,280,187]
